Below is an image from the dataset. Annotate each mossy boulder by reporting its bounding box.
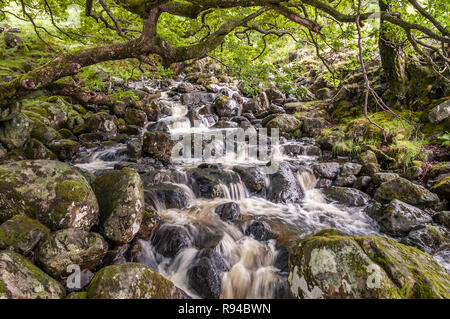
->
[433,211,450,228]
[428,162,450,179]
[30,120,62,146]
[0,160,99,230]
[85,112,118,137]
[428,99,450,124]
[0,101,21,122]
[92,168,144,244]
[212,96,239,117]
[23,138,57,160]
[374,177,440,209]
[0,215,50,255]
[401,225,450,255]
[288,230,450,299]
[86,263,185,299]
[265,114,301,133]
[0,251,65,299]
[36,228,108,278]
[0,113,32,150]
[324,187,370,207]
[48,139,80,161]
[125,108,147,126]
[142,131,175,159]
[430,176,450,199]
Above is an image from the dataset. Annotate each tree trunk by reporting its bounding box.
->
[379,0,407,103]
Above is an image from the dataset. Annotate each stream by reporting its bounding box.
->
[71,77,449,299]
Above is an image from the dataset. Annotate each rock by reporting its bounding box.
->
[215,202,242,222]
[143,131,175,158]
[23,138,56,160]
[430,175,450,199]
[85,112,118,137]
[0,215,50,255]
[49,139,80,161]
[0,144,6,159]
[242,99,265,113]
[312,162,340,179]
[428,162,450,179]
[267,163,303,204]
[0,251,65,299]
[265,114,301,133]
[245,221,276,241]
[4,31,23,49]
[125,108,147,126]
[178,82,194,93]
[401,225,449,254]
[288,230,450,299]
[92,168,144,244]
[144,100,161,122]
[36,228,108,278]
[212,96,240,117]
[334,175,357,187]
[136,209,160,239]
[340,163,362,176]
[264,88,284,102]
[374,177,440,209]
[187,256,222,299]
[301,118,327,137]
[190,166,241,199]
[66,269,94,293]
[30,121,62,146]
[0,113,32,150]
[353,176,372,190]
[150,224,192,258]
[145,183,190,209]
[359,151,380,176]
[324,187,370,206]
[232,166,266,193]
[433,211,450,228]
[126,137,142,159]
[0,160,99,230]
[371,199,432,236]
[86,262,185,299]
[428,99,450,124]
[43,103,67,130]
[372,172,399,186]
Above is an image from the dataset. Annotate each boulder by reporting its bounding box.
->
[301,118,327,137]
[232,166,266,193]
[267,163,303,204]
[215,202,242,222]
[212,96,240,117]
[353,176,372,191]
[430,175,450,199]
[324,187,370,207]
[0,160,99,230]
[340,163,362,177]
[428,99,450,124]
[85,112,118,136]
[48,139,80,161]
[334,175,357,187]
[23,138,57,160]
[0,215,50,255]
[36,228,108,278]
[190,166,241,199]
[145,183,190,209]
[245,221,276,241]
[92,168,144,244]
[312,162,340,179]
[87,263,185,299]
[0,251,65,299]
[372,172,399,186]
[401,225,450,254]
[374,177,440,209]
[150,224,192,258]
[433,211,450,228]
[265,114,301,133]
[0,113,32,150]
[125,108,147,126]
[143,131,175,158]
[288,229,450,299]
[187,257,222,299]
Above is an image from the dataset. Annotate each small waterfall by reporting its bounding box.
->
[219,182,248,201]
[74,144,126,173]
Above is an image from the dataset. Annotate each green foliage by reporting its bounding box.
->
[437,132,450,147]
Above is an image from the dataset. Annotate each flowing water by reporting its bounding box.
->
[72,77,449,298]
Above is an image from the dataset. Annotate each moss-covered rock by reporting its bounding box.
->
[48,139,80,161]
[125,108,147,126]
[142,131,175,159]
[36,228,108,278]
[0,251,65,299]
[288,230,450,299]
[0,160,99,230]
[86,262,185,299]
[85,112,118,137]
[374,177,440,209]
[428,99,450,124]
[401,225,450,255]
[65,291,88,299]
[0,215,50,255]
[30,119,62,146]
[324,187,370,207]
[0,113,32,150]
[430,176,450,199]
[92,168,144,244]
[23,138,57,160]
[265,114,301,133]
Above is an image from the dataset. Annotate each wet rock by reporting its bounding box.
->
[433,211,450,228]
[136,209,160,239]
[0,113,32,150]
[0,160,99,230]
[215,202,242,222]
[190,166,241,199]
[187,256,222,299]
[372,199,432,236]
[125,108,147,126]
[324,187,370,206]
[178,82,194,93]
[49,139,80,161]
[126,137,142,159]
[145,183,189,209]
[245,221,276,241]
[374,177,440,209]
[143,131,175,158]
[265,114,301,133]
[340,163,362,177]
[232,166,266,193]
[317,178,333,189]
[428,99,450,124]
[85,112,118,137]
[181,92,215,105]
[334,175,357,187]
[312,162,340,179]
[401,225,449,254]
[213,120,239,129]
[267,163,303,204]
[353,176,372,191]
[288,230,450,299]
[283,144,322,157]
[0,215,50,255]
[87,262,185,299]
[36,228,108,278]
[92,168,144,244]
[0,251,66,299]
[151,224,192,258]
[212,96,240,117]
[143,100,161,122]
